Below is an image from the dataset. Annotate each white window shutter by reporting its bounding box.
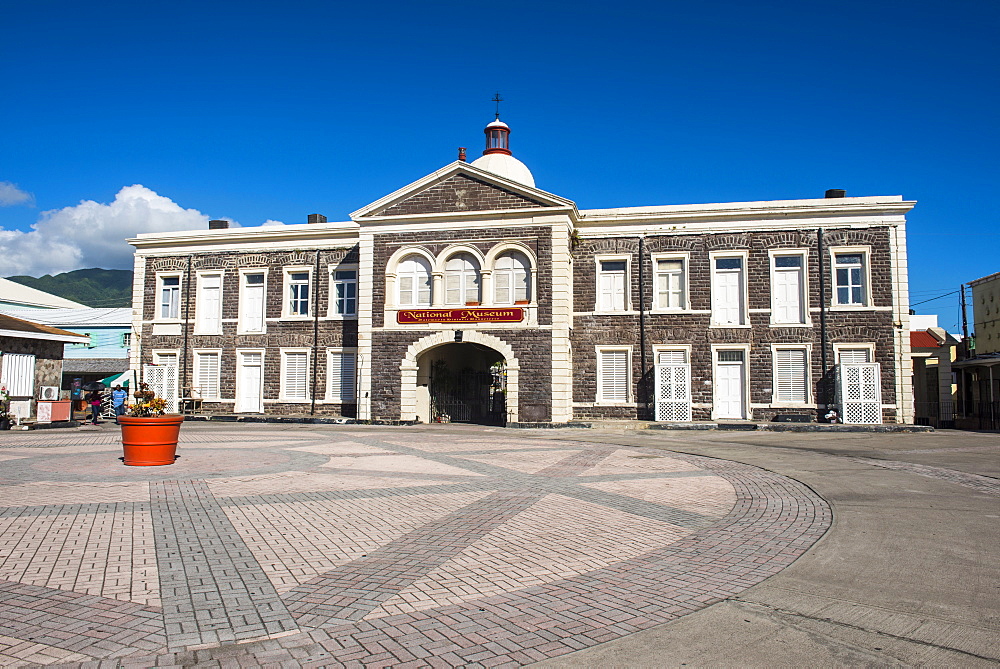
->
[839,349,871,364]
[244,283,264,331]
[1,353,35,396]
[656,350,687,365]
[773,268,801,323]
[495,271,511,304]
[775,349,807,402]
[196,353,220,399]
[328,352,356,402]
[198,275,222,333]
[600,350,628,402]
[446,273,461,304]
[283,352,309,400]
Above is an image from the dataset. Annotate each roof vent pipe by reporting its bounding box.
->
[307,214,327,224]
[458,147,467,162]
[208,219,229,229]
[825,189,847,198]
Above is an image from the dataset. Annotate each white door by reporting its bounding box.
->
[236,352,264,413]
[713,269,742,325]
[714,352,746,419]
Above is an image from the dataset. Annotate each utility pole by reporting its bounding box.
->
[961,283,970,351]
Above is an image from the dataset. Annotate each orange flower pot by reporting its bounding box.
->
[119,415,184,466]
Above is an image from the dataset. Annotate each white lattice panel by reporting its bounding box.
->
[655,364,692,422]
[143,364,178,413]
[838,362,882,424]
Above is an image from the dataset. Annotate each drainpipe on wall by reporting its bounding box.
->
[637,236,648,419]
[310,250,321,416]
[182,255,192,397]
[817,229,829,413]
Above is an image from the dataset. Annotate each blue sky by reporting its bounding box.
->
[2,0,997,330]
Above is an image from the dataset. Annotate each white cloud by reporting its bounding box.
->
[0,185,211,276]
[0,182,34,207]
[262,219,285,226]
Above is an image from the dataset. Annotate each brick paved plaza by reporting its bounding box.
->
[0,423,831,667]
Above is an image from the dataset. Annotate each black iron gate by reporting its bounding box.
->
[431,362,506,425]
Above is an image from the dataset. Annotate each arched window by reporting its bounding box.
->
[445,253,481,305]
[397,255,432,307]
[494,251,531,304]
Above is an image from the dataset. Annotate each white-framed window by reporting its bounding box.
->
[71,332,92,348]
[195,272,223,334]
[397,255,432,307]
[153,350,179,368]
[772,346,810,404]
[121,332,132,348]
[326,348,357,403]
[280,349,311,401]
[157,274,182,320]
[832,248,870,307]
[331,267,358,317]
[494,251,531,305]
[835,345,874,364]
[711,252,747,326]
[596,256,629,312]
[238,269,267,333]
[597,347,631,403]
[770,251,807,325]
[283,268,312,318]
[193,350,222,400]
[653,254,688,311]
[445,253,481,305]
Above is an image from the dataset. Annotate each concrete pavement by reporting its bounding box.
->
[0,423,995,666]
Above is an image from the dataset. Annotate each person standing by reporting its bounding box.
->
[111,385,128,423]
[85,389,102,424]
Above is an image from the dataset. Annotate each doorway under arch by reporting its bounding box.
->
[400,331,520,425]
[417,343,506,425]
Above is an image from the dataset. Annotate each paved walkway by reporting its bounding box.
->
[0,424,829,667]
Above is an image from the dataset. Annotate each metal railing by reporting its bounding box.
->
[913,399,1000,430]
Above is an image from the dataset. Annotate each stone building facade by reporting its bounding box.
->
[129,118,915,424]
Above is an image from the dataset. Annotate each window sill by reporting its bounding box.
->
[276,398,311,403]
[278,316,313,322]
[236,329,268,336]
[769,322,813,328]
[709,324,752,329]
[828,305,873,311]
[649,308,694,315]
[324,314,358,320]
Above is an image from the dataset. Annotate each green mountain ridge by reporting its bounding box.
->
[5,269,134,308]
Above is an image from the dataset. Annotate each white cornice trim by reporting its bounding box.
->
[350,161,577,220]
[129,222,360,251]
[578,197,915,227]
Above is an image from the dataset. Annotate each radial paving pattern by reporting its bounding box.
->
[0,426,830,666]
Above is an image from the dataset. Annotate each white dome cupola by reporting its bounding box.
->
[469,103,535,188]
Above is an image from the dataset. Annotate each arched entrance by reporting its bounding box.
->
[417,343,506,425]
[401,331,519,425]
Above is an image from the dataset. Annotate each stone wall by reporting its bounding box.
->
[571,227,901,421]
[139,248,359,415]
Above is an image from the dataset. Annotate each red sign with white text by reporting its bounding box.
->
[397,308,524,324]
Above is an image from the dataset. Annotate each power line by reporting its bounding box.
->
[911,290,959,307]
